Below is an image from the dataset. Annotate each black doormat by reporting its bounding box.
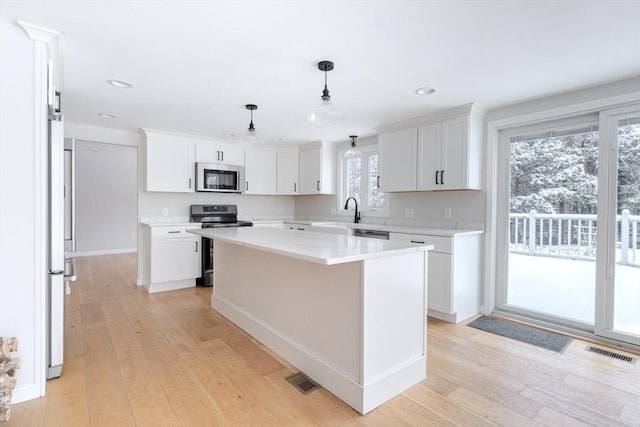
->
[467,316,572,353]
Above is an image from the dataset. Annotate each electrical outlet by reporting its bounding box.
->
[161,208,169,217]
[444,208,452,218]
[405,209,414,219]
[130,232,136,240]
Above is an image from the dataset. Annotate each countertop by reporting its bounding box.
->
[282,221,484,237]
[188,227,433,265]
[140,217,201,227]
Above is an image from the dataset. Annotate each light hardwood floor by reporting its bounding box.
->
[6,253,640,426]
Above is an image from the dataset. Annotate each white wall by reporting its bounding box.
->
[75,140,138,255]
[0,22,47,403]
[138,192,295,220]
[294,135,485,228]
[484,77,640,124]
[64,123,297,282]
[296,78,640,228]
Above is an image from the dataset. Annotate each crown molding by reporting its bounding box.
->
[16,20,63,91]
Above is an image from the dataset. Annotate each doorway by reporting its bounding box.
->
[496,108,640,346]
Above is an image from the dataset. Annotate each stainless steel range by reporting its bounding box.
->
[190,204,252,286]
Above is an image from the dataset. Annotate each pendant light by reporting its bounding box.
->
[246,104,258,138]
[344,135,359,158]
[307,60,345,124]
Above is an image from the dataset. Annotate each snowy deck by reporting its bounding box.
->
[507,253,640,335]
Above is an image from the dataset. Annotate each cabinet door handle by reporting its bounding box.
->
[189,178,192,189]
[410,240,425,244]
[221,150,224,162]
[195,241,199,252]
[435,170,439,185]
[441,170,444,185]
[245,181,248,191]
[376,176,381,188]
[217,150,221,161]
[168,231,181,234]
[316,180,320,191]
[294,182,297,192]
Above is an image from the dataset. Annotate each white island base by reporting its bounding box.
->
[203,228,429,415]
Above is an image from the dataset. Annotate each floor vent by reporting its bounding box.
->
[585,345,636,363]
[285,372,319,394]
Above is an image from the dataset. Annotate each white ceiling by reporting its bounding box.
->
[2,1,640,145]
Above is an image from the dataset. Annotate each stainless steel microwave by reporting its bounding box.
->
[196,162,244,193]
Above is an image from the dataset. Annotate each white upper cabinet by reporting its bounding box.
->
[378,127,418,192]
[145,130,195,192]
[195,142,244,166]
[418,115,479,190]
[299,142,335,195]
[244,148,277,195]
[277,150,299,195]
[377,103,483,192]
[144,129,246,193]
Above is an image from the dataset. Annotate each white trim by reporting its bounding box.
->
[72,248,137,257]
[16,20,63,91]
[33,42,48,398]
[143,278,195,294]
[11,383,43,405]
[595,104,640,346]
[336,144,389,218]
[487,92,640,130]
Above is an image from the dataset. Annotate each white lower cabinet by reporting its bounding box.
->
[144,225,202,293]
[389,232,482,323]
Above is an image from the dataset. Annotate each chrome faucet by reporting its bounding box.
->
[344,197,361,224]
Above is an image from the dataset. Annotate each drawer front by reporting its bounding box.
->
[151,225,201,239]
[390,233,452,253]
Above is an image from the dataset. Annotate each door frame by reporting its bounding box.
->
[595,104,640,345]
[493,114,599,332]
[483,92,640,347]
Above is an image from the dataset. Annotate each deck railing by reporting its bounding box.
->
[509,209,639,267]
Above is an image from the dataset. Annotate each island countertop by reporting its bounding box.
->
[189,226,432,265]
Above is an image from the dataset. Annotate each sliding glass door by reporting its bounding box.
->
[497,105,640,346]
[499,116,600,329]
[595,106,640,345]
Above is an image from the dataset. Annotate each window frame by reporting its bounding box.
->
[337,144,388,218]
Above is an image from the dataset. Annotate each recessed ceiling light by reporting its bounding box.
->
[223,133,235,138]
[272,137,283,141]
[98,112,118,119]
[415,86,436,96]
[107,79,133,88]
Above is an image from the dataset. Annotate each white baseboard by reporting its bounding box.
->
[12,383,44,404]
[145,279,195,294]
[427,309,479,324]
[72,248,136,257]
[213,295,426,414]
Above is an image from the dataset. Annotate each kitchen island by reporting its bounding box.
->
[189,227,432,414]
